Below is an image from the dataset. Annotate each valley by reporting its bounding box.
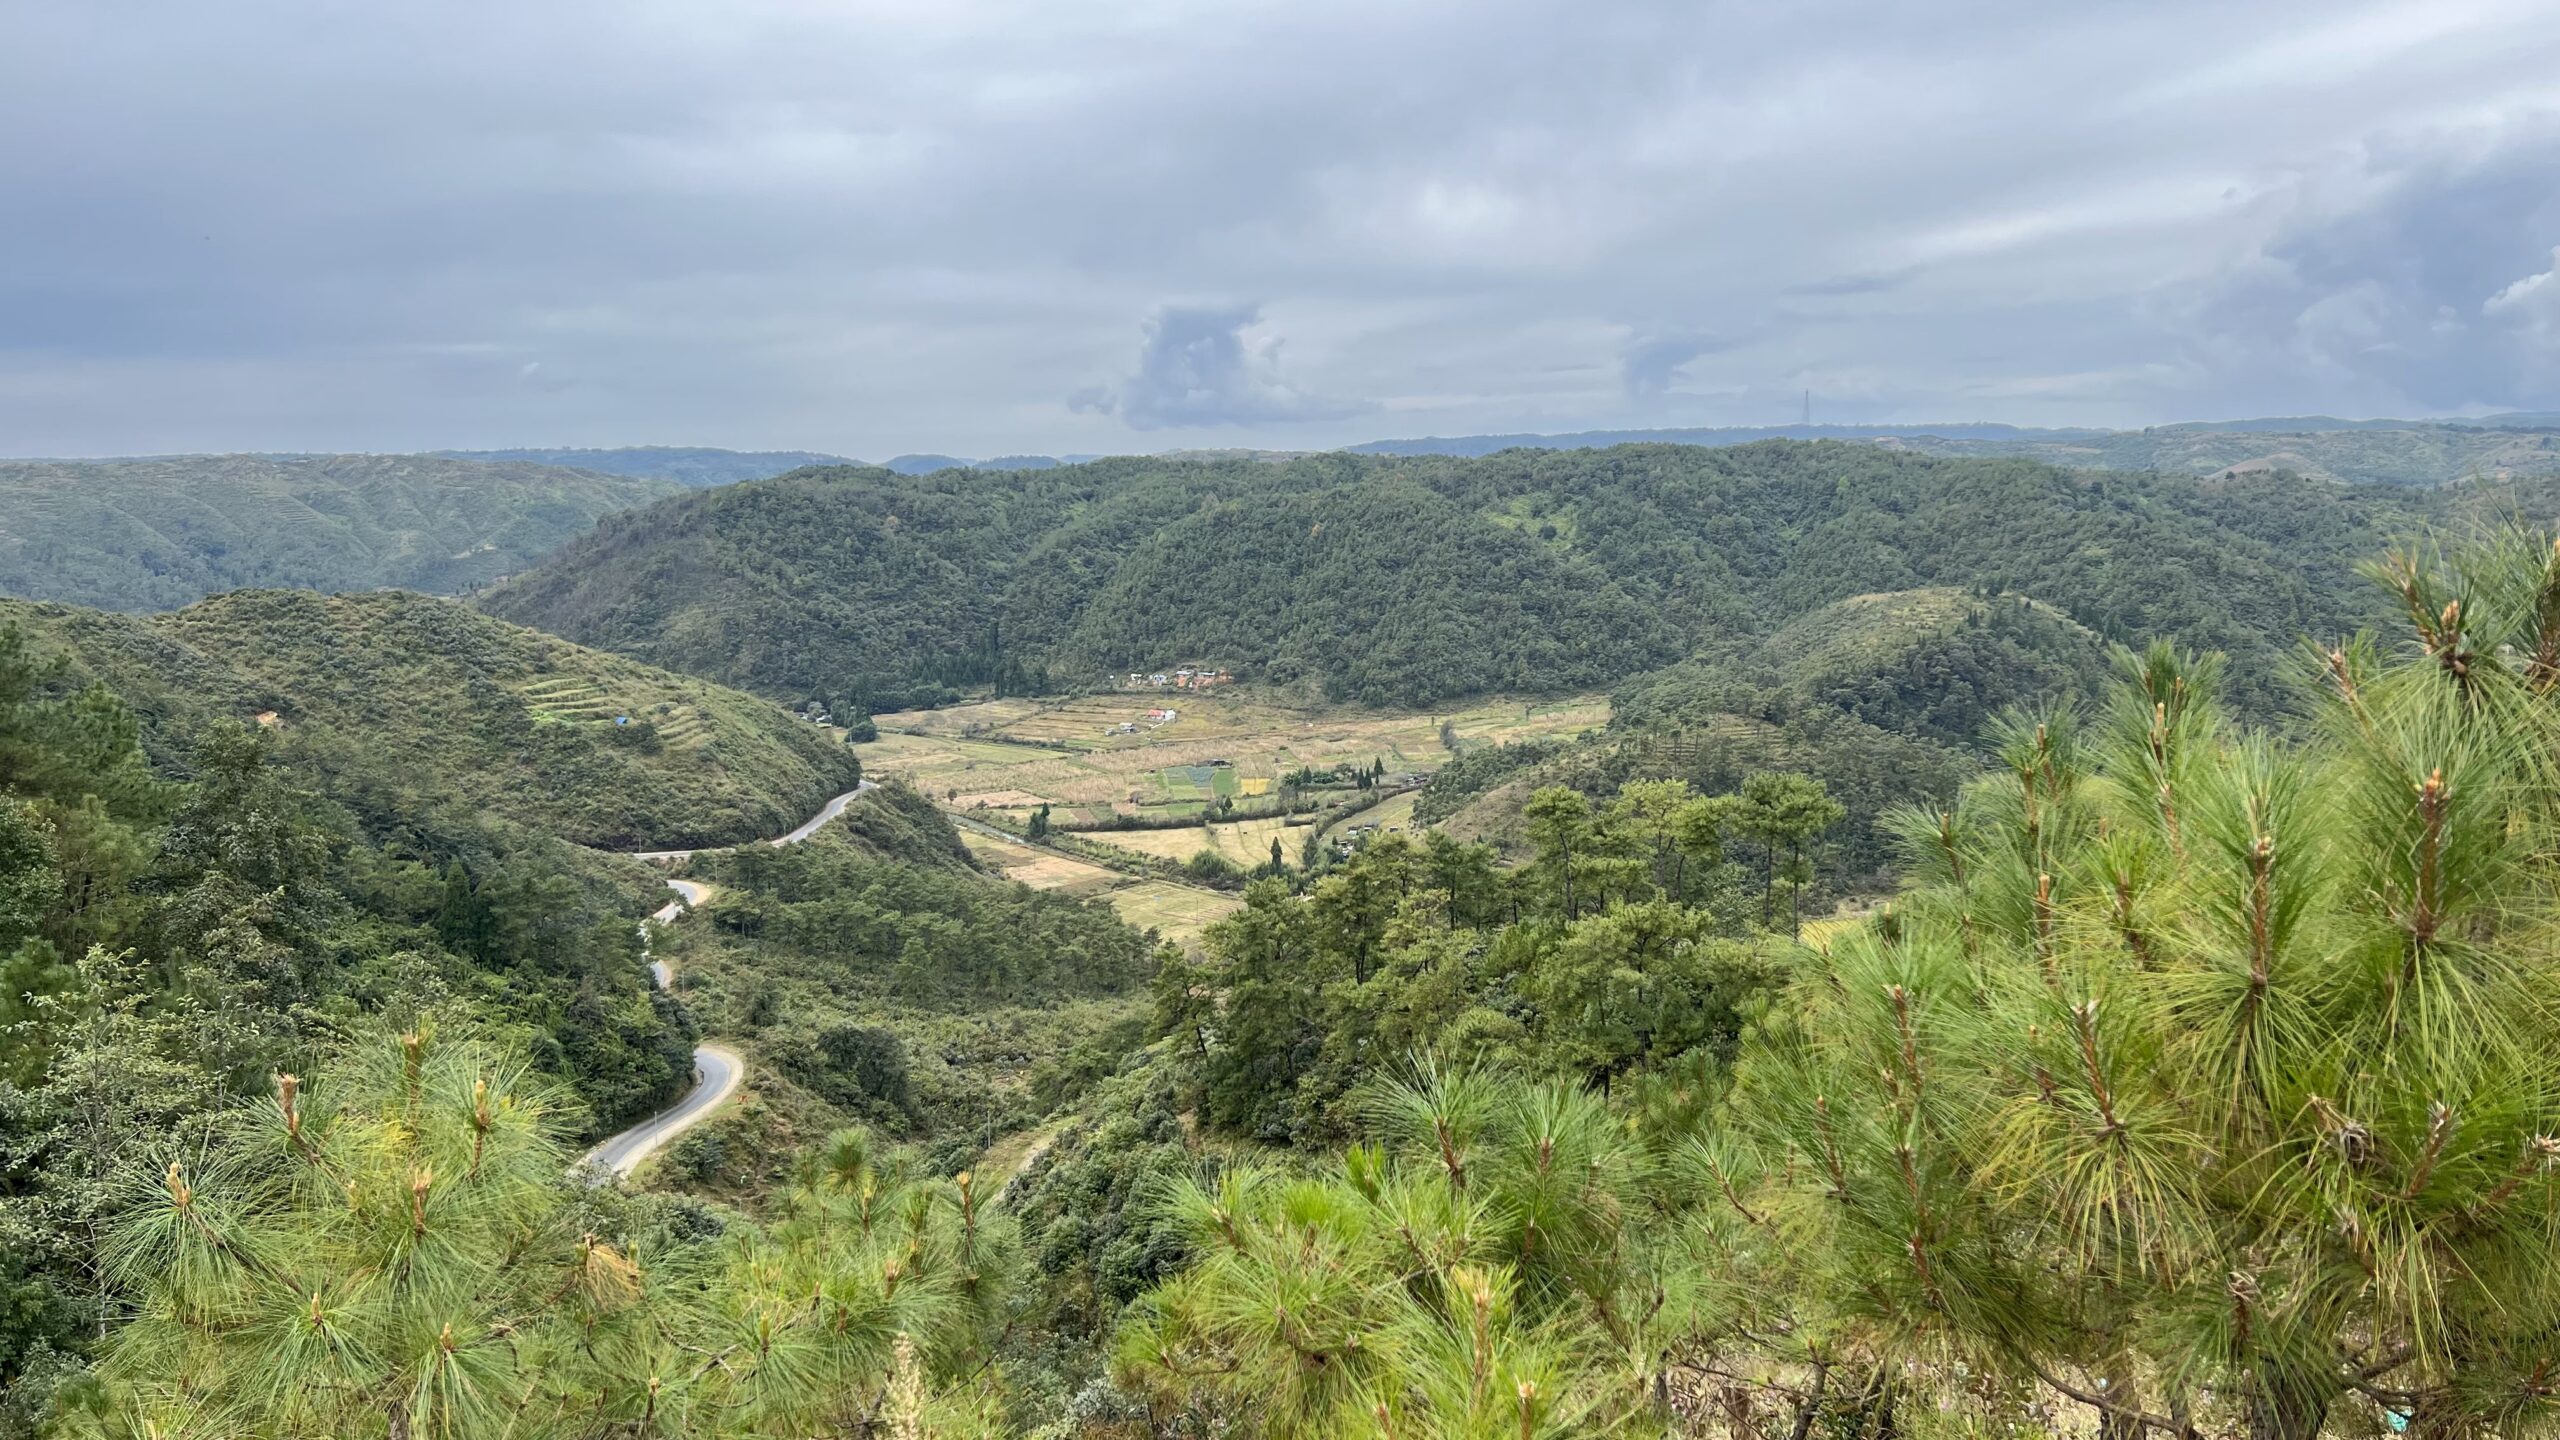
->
[10,437,2560,1439]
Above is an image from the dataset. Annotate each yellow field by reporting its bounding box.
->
[1798,901,1884,951]
[1080,814,1304,869]
[958,828,1125,894]
[957,818,1241,944]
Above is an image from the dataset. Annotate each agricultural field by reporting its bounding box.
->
[862,689,1607,828]
[1080,813,1307,869]
[1104,881,1244,944]
[956,827,1124,894]
[1320,789,1418,848]
[955,820,1242,944]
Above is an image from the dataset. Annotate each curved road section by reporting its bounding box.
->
[579,781,872,1182]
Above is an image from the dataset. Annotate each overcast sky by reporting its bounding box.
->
[9,0,2560,458]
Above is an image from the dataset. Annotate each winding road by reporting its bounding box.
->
[579,782,872,1182]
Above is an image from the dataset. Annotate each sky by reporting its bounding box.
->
[7,0,2560,458]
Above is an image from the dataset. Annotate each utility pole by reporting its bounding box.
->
[1802,389,1811,428]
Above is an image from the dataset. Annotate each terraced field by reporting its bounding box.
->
[517,675,718,748]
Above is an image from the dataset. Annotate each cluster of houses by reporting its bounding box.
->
[1120,666,1233,691]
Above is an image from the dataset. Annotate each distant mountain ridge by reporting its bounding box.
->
[1345,416,2560,487]
[0,452,679,612]
[438,446,853,487]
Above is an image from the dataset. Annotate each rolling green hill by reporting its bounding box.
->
[1,588,859,849]
[0,453,678,612]
[1615,586,2115,747]
[481,443,2476,716]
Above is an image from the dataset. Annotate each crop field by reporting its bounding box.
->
[515,675,724,749]
[1105,880,1243,942]
[956,828,1124,893]
[861,690,1607,817]
[1080,813,1306,868]
[1798,900,1883,952]
[955,822,1241,944]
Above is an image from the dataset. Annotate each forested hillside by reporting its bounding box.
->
[482,442,2494,714]
[0,453,677,611]
[0,617,700,1419]
[1,588,859,850]
[1415,586,2118,888]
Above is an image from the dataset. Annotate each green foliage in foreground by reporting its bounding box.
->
[1116,1068,1677,1438]
[1122,531,2560,1440]
[0,453,678,613]
[68,1030,1017,1439]
[0,620,693,1424]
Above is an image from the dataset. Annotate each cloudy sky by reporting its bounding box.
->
[9,0,2560,458]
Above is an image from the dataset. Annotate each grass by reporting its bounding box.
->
[1798,901,1883,952]
[1106,881,1244,944]
[975,1119,1070,1200]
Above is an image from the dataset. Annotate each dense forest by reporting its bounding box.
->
[480,442,2535,714]
[0,454,677,612]
[0,590,859,851]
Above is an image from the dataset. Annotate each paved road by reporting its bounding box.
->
[643,879,712,987]
[628,781,874,862]
[580,780,871,1182]
[580,1042,744,1178]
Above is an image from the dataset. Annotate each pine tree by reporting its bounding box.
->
[1697,531,2560,1440]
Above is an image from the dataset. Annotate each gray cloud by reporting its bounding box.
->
[1074,304,1372,430]
[1619,332,1733,399]
[4,0,2560,456]
[2162,116,2560,412]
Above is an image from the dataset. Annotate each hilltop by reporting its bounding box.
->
[2,588,859,849]
[1615,585,2114,746]
[479,442,2453,717]
[0,452,679,612]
